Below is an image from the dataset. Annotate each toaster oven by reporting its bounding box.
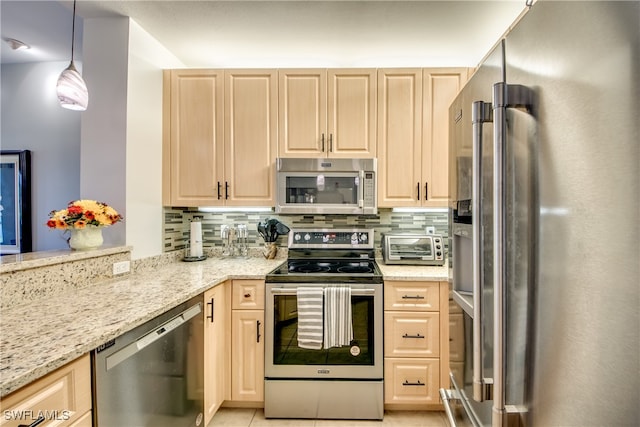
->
[381,233,445,266]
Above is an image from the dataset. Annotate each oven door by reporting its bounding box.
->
[265,282,383,379]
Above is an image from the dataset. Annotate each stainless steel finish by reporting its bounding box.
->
[504,3,639,426]
[445,3,639,426]
[287,228,375,250]
[264,281,383,380]
[93,295,204,427]
[105,303,202,371]
[471,100,492,403]
[492,82,535,427]
[269,287,376,296]
[381,233,445,266]
[275,158,377,215]
[264,380,384,420]
[440,388,460,427]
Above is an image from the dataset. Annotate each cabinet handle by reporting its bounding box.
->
[329,134,333,152]
[256,320,262,343]
[417,183,420,200]
[321,133,325,152]
[244,293,251,298]
[206,298,214,323]
[402,380,425,386]
[424,182,428,200]
[217,182,222,200]
[225,181,229,200]
[402,295,425,300]
[402,333,425,339]
[18,416,45,427]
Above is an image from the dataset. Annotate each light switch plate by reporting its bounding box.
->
[426,226,435,235]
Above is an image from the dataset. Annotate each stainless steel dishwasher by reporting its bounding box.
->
[92,294,204,427]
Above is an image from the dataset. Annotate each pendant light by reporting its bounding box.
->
[56,0,88,111]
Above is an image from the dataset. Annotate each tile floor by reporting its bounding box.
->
[208,408,447,427]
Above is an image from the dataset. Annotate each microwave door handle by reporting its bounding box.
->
[358,170,365,208]
[472,100,493,402]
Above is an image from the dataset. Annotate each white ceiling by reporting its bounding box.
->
[1,1,527,68]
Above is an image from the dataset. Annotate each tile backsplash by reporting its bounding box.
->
[164,208,449,254]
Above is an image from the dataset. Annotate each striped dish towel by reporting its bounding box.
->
[324,286,353,349]
[296,287,324,350]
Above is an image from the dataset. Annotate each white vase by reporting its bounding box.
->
[68,226,104,250]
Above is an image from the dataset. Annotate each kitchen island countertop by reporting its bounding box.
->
[0,256,284,397]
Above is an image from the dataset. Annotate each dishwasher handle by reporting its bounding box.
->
[105,302,202,371]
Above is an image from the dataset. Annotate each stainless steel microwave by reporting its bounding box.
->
[275,158,377,215]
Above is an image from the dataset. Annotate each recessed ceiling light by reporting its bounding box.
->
[5,38,30,51]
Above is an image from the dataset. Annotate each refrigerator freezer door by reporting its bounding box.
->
[501,2,640,426]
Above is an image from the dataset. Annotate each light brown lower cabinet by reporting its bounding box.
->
[383,280,449,410]
[230,280,265,404]
[203,282,230,426]
[0,354,92,427]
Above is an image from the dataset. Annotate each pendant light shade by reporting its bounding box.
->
[57,0,88,111]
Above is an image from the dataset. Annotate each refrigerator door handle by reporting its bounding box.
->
[492,82,535,427]
[472,100,493,402]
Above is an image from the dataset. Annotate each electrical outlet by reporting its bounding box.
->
[426,226,436,235]
[113,261,130,275]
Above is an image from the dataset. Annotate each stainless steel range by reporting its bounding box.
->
[264,228,384,420]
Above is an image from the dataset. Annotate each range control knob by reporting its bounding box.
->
[304,233,311,241]
[360,233,368,241]
[294,233,301,241]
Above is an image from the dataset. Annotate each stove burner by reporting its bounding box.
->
[336,264,374,274]
[290,264,330,273]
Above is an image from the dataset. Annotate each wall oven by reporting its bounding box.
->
[264,228,383,420]
[275,158,377,215]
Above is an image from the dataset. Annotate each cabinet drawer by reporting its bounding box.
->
[384,358,440,405]
[449,313,465,362]
[232,280,265,310]
[384,281,440,311]
[1,355,91,427]
[384,312,440,358]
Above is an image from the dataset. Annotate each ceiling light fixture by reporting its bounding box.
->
[5,38,30,51]
[56,0,88,111]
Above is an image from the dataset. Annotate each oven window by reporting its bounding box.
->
[272,295,375,366]
[389,239,433,257]
[285,175,358,205]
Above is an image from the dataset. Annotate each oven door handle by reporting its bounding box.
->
[269,288,376,296]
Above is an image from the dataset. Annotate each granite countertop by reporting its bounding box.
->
[0,256,284,397]
[377,260,449,281]
[0,256,448,398]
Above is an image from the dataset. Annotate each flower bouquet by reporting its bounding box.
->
[47,199,122,250]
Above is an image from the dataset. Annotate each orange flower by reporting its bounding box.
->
[74,220,87,229]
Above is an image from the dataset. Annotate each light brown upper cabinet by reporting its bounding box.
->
[224,70,278,206]
[278,69,377,158]
[165,69,225,206]
[163,69,277,207]
[378,68,469,208]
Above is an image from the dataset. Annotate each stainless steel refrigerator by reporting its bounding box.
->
[441,2,639,426]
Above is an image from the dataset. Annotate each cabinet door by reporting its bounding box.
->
[278,70,327,157]
[377,69,423,207]
[204,284,228,426]
[231,309,265,402]
[169,69,224,206]
[0,355,92,427]
[224,70,277,206]
[327,69,377,158]
[422,68,468,207]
